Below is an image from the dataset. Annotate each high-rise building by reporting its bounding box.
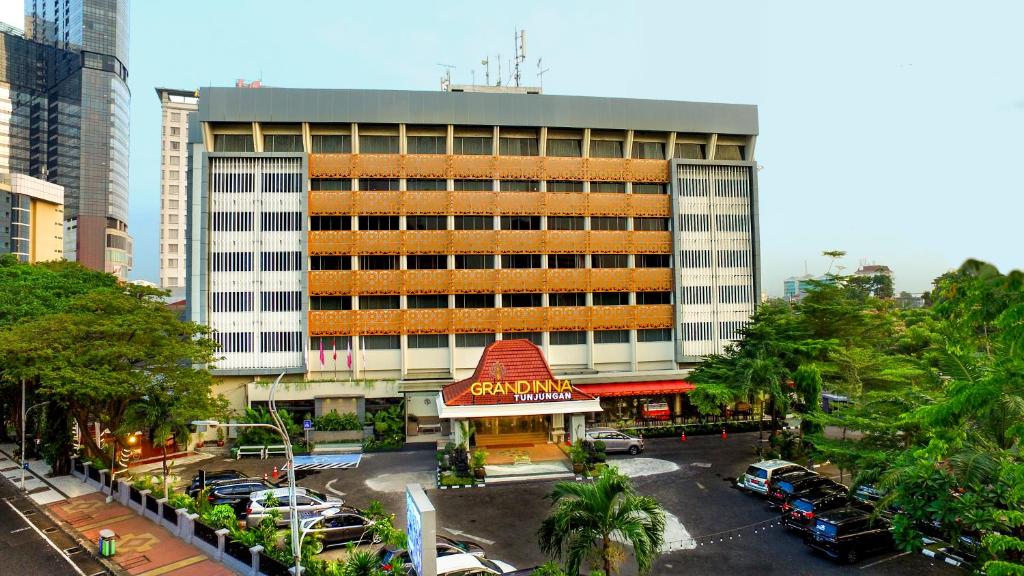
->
[156,88,198,297]
[0,1,131,278]
[0,172,64,262]
[186,87,759,438]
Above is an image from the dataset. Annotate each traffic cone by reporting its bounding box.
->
[263,472,268,481]
[680,431,687,442]
[272,465,279,481]
[721,428,728,440]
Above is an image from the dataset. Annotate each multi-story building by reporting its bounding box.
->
[156,87,198,297]
[0,172,64,262]
[0,1,132,278]
[186,87,759,441]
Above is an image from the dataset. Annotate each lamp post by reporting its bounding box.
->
[20,378,49,492]
[192,372,300,574]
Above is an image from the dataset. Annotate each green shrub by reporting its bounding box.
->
[439,473,475,487]
[203,503,238,530]
[167,492,194,512]
[313,411,361,431]
[532,562,568,576]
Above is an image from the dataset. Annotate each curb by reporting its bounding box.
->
[921,541,969,568]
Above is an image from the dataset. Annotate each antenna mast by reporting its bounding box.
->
[437,63,455,91]
[512,29,527,87]
[481,57,490,85]
[536,57,550,89]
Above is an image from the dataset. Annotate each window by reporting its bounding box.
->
[211,173,255,193]
[170,126,180,136]
[680,214,710,232]
[501,216,541,230]
[680,250,712,268]
[551,331,586,345]
[591,217,627,231]
[500,180,540,192]
[716,214,750,232]
[637,328,672,342]
[547,139,582,157]
[683,322,713,341]
[214,134,253,152]
[168,185,180,195]
[636,254,670,268]
[362,335,400,350]
[719,285,752,304]
[632,141,664,159]
[718,250,750,268]
[406,179,446,191]
[360,179,399,191]
[592,254,628,268]
[310,296,352,310]
[591,181,626,193]
[311,216,351,231]
[680,285,713,304]
[407,135,445,154]
[715,144,745,161]
[547,181,583,192]
[593,292,629,306]
[407,215,446,230]
[633,183,666,195]
[310,255,351,270]
[359,296,399,309]
[720,320,746,340]
[360,135,399,154]
[550,293,585,306]
[168,244,178,254]
[453,136,492,155]
[502,293,541,307]
[212,252,253,272]
[454,216,493,230]
[407,255,447,269]
[215,332,253,353]
[359,216,399,230]
[261,251,302,271]
[455,255,494,269]
[453,179,492,191]
[212,211,253,232]
[261,332,303,352]
[168,199,179,209]
[262,172,303,193]
[262,212,303,231]
[674,142,705,159]
[264,134,303,152]
[637,291,671,305]
[311,179,352,191]
[499,137,539,156]
[168,258,178,268]
[408,334,448,348]
[549,254,585,268]
[455,294,493,308]
[312,134,351,153]
[594,330,629,343]
[679,177,708,197]
[169,141,180,151]
[456,333,495,347]
[359,255,399,270]
[590,140,623,158]
[212,292,253,312]
[408,295,448,309]
[261,291,302,312]
[635,217,669,231]
[310,335,352,353]
[168,155,180,166]
[715,178,750,197]
[501,254,542,269]
[548,216,585,230]
[503,332,542,345]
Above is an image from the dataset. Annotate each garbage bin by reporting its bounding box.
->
[98,529,116,557]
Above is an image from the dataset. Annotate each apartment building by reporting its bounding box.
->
[156,88,198,297]
[187,87,759,436]
[0,172,64,263]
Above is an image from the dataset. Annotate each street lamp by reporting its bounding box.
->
[20,377,49,491]
[191,372,301,574]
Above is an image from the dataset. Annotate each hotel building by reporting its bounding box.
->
[156,87,199,297]
[186,87,759,444]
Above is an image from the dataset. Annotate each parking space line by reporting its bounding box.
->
[860,551,909,569]
[3,499,86,576]
[444,527,495,546]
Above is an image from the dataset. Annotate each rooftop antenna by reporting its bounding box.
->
[496,55,502,86]
[437,63,455,91]
[536,57,550,89]
[481,57,490,85]
[512,28,527,87]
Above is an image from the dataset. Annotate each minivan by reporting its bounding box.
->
[737,460,805,495]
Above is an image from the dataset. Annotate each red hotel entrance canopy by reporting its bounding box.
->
[576,380,695,398]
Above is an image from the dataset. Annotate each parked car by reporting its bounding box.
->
[187,469,246,497]
[379,535,487,570]
[245,487,344,528]
[768,472,844,509]
[782,488,851,534]
[435,553,516,575]
[737,460,805,495]
[584,428,644,455]
[306,507,377,553]
[804,507,894,563]
[201,478,275,516]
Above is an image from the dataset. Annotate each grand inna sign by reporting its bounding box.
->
[469,378,574,403]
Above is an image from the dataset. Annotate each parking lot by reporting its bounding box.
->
[173,432,964,575]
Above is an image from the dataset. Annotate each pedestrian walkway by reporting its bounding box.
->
[0,445,97,505]
[48,492,236,576]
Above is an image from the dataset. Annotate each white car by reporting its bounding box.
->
[737,459,805,495]
[435,553,517,575]
[245,487,343,528]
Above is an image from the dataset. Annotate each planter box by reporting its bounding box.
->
[310,430,363,443]
[259,551,292,576]
[143,491,160,522]
[162,503,180,526]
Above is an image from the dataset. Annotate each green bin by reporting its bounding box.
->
[98,528,116,557]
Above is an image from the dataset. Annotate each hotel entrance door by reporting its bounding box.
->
[474,415,549,447]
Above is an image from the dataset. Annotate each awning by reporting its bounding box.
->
[437,394,602,418]
[576,380,695,398]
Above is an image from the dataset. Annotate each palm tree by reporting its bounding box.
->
[537,466,665,576]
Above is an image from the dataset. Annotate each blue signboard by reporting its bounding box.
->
[303,419,313,430]
[406,489,423,575]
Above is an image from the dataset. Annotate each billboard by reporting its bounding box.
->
[405,483,437,576]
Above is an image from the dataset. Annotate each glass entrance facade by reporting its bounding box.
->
[475,415,549,438]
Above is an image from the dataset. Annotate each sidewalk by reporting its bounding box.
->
[0,444,97,504]
[48,492,236,576]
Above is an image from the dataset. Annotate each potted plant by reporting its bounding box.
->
[569,442,587,475]
[216,427,225,447]
[471,449,487,480]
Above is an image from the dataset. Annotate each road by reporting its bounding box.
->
[0,476,108,576]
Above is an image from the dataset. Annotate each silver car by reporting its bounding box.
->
[585,428,644,455]
[245,487,344,528]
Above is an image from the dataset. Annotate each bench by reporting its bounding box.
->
[419,423,442,434]
[236,445,264,459]
[264,445,287,458]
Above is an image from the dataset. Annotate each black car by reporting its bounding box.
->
[782,488,850,534]
[767,471,840,508]
[187,469,246,497]
[204,478,275,516]
[804,507,894,563]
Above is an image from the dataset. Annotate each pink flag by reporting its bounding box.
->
[319,338,325,366]
[346,338,353,369]
[332,337,337,361]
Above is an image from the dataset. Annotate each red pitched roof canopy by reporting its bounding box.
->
[442,339,596,406]
[576,380,694,397]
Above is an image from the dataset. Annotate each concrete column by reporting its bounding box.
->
[351,123,360,153]
[252,122,263,153]
[399,124,407,154]
[539,126,548,157]
[673,393,683,424]
[582,129,591,158]
[301,122,312,153]
[666,132,677,160]
[706,134,718,160]
[624,129,634,159]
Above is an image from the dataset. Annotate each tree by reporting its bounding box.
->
[537,466,665,576]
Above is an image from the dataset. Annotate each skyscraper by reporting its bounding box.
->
[155,88,197,296]
[0,1,132,277]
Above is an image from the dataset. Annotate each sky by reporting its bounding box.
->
[2,1,1022,295]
